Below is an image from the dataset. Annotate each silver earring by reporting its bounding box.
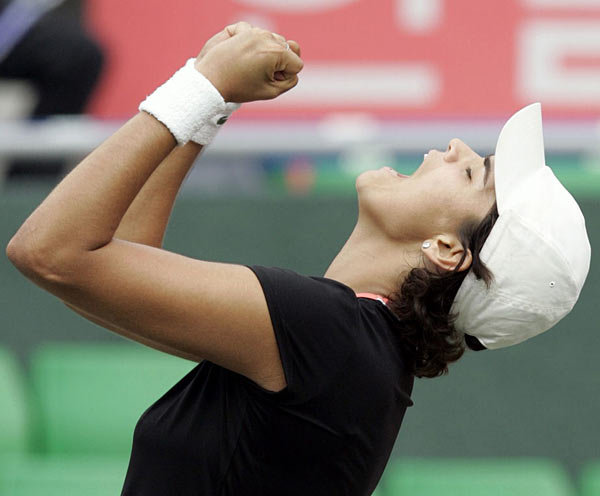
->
[422,241,431,249]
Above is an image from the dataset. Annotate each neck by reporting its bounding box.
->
[324,224,421,297]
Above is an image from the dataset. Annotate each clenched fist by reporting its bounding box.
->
[194,22,304,103]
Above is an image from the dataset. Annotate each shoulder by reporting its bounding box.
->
[248,265,359,326]
[246,266,365,399]
[249,266,355,297]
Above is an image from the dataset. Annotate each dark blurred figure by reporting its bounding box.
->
[0,0,104,181]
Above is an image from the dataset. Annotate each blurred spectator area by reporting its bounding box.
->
[2,0,600,193]
[0,0,104,181]
[1,114,600,196]
[0,0,87,119]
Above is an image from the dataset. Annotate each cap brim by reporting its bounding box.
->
[494,103,545,213]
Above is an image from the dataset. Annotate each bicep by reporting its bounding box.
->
[49,240,284,389]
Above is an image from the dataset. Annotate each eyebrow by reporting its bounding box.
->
[483,154,493,187]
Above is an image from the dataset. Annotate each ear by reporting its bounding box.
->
[421,234,472,273]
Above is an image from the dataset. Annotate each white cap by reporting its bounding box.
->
[451,103,591,349]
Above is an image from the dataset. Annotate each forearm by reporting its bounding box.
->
[7,22,302,285]
[114,142,203,248]
[7,22,302,276]
[7,112,175,274]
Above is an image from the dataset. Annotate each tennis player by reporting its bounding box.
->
[7,22,591,496]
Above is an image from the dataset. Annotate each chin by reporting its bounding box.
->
[355,170,377,192]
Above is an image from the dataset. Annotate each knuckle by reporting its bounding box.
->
[224,24,237,35]
[289,40,301,55]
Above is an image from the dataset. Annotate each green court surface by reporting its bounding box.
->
[0,347,30,454]
[380,458,576,496]
[30,343,195,455]
[2,342,600,495]
[581,461,600,496]
[0,455,128,496]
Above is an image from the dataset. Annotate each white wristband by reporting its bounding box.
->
[139,58,240,146]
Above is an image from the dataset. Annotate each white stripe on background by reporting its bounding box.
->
[524,0,600,7]
[232,0,359,11]
[396,0,443,33]
[518,20,600,105]
[265,63,440,107]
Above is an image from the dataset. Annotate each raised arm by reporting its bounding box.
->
[63,142,204,362]
[7,23,304,390]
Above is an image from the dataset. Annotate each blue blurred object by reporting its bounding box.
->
[0,0,65,62]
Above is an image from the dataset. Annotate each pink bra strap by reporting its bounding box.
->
[355,292,389,305]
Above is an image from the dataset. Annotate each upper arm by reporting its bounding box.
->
[46,240,284,390]
[62,302,203,363]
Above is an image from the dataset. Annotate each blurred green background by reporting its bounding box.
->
[2,162,599,482]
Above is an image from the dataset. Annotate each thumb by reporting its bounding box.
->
[287,40,301,58]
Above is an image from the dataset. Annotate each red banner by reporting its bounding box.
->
[87,0,600,118]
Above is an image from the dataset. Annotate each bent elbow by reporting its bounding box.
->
[6,233,32,273]
[6,232,68,284]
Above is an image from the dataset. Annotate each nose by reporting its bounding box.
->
[443,138,473,163]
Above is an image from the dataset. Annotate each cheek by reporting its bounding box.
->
[409,181,473,230]
[430,175,470,206]
[433,193,487,233]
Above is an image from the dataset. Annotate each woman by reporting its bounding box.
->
[6,23,590,496]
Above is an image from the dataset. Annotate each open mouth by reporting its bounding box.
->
[384,167,409,178]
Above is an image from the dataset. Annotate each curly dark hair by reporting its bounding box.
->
[387,203,499,378]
